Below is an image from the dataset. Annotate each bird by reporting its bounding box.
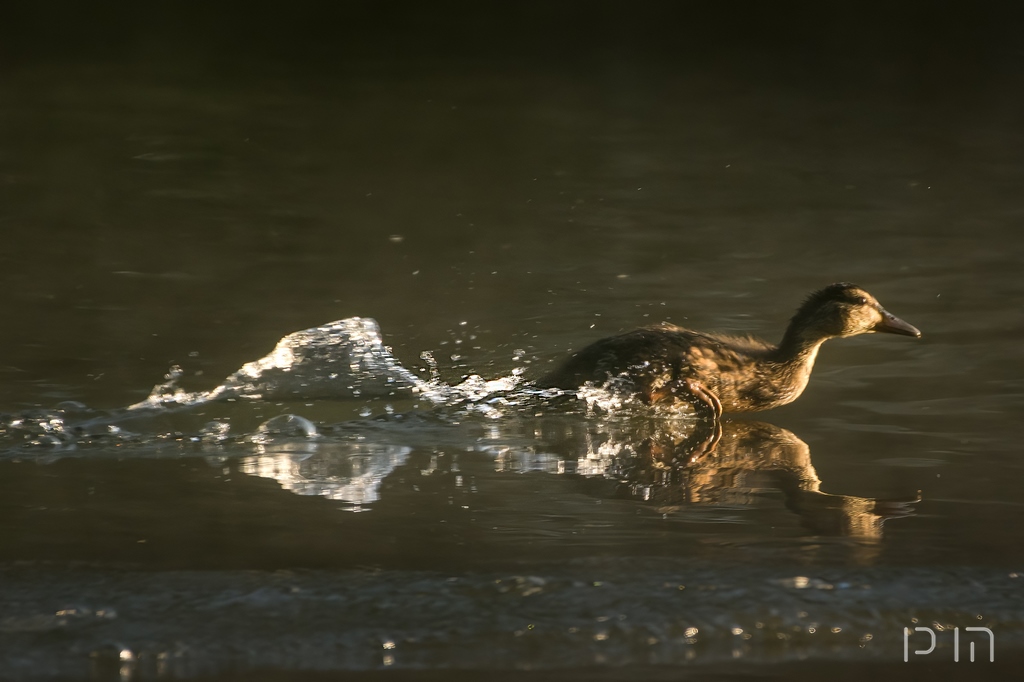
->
[537,283,921,420]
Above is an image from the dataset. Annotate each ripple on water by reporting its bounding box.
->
[0,563,1021,677]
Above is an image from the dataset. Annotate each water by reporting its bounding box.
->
[2,5,1024,680]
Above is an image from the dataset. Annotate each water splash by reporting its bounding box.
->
[251,414,319,443]
[200,420,231,444]
[0,317,675,458]
[128,318,426,411]
[124,317,535,415]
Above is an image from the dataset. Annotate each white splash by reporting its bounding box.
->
[127,318,428,412]
[126,317,526,414]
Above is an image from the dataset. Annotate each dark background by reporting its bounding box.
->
[4,2,1021,83]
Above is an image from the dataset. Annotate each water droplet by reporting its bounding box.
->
[200,421,231,443]
[256,414,317,439]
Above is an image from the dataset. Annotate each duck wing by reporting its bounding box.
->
[538,325,744,390]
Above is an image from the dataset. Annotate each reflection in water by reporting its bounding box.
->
[240,442,412,508]
[240,416,916,538]
[613,420,919,539]
[1,313,916,545]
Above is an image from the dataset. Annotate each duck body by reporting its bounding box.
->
[538,283,921,416]
[540,324,817,413]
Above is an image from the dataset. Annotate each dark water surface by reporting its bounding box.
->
[2,5,1024,680]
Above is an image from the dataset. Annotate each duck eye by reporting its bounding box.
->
[854,296,868,305]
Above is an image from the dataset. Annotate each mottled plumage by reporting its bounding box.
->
[539,283,920,417]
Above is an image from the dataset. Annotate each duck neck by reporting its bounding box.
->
[774,325,830,370]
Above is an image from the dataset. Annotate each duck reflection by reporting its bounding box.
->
[238,417,916,537]
[606,419,918,538]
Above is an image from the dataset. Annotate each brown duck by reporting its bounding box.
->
[538,283,921,419]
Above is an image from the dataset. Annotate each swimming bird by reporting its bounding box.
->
[538,283,921,420]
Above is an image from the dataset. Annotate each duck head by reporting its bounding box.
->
[786,282,921,345]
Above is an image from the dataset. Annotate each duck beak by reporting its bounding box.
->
[873,308,922,337]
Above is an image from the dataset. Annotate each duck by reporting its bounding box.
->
[537,283,921,420]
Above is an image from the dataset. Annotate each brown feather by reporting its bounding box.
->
[538,284,920,414]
